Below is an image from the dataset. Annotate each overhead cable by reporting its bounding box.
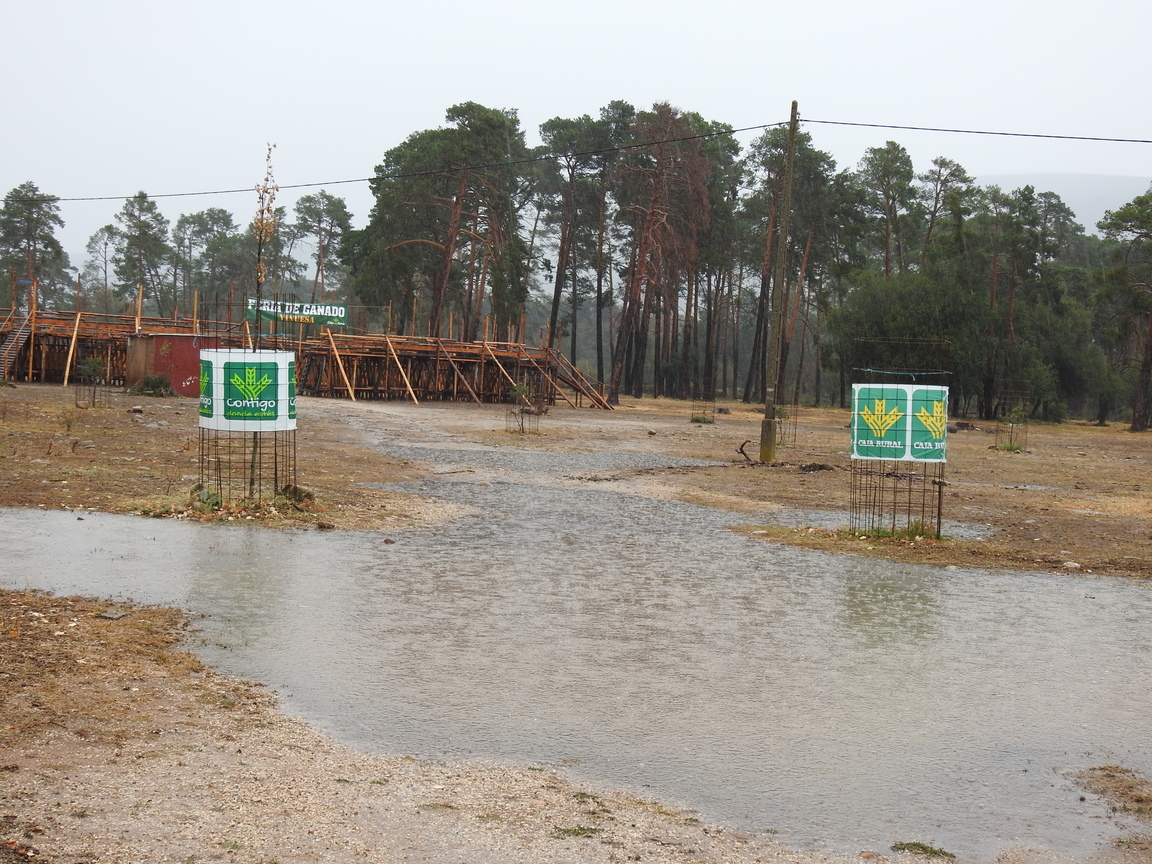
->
[12,118,1150,205]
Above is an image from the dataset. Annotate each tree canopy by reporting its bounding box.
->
[10,99,1151,423]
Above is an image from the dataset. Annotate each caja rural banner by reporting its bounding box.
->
[851,384,949,462]
[198,349,296,432]
[245,297,347,327]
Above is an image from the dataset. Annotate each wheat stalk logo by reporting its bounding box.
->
[860,398,903,438]
[915,400,948,439]
[230,367,273,401]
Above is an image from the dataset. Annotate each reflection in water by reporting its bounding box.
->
[838,567,943,648]
[4,435,1151,862]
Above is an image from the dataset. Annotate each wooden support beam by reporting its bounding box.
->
[436,339,482,406]
[546,348,613,410]
[382,333,419,404]
[62,310,82,387]
[326,328,357,402]
[515,345,577,409]
[482,341,532,406]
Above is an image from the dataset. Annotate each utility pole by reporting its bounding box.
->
[759,100,799,462]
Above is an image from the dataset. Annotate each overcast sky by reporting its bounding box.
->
[4,0,1150,266]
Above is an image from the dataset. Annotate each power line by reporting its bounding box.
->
[804,118,1152,145]
[10,117,1151,206]
[29,122,785,204]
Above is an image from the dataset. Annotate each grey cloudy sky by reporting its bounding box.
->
[4,0,1150,265]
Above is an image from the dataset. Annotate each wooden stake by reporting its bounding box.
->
[327,329,357,402]
[27,279,37,381]
[62,309,82,387]
[482,341,531,406]
[436,339,482,405]
[383,333,418,404]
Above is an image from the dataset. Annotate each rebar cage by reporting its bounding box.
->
[505,408,541,434]
[994,384,1031,452]
[690,399,716,424]
[777,402,798,447]
[850,459,946,538]
[198,429,297,504]
[72,349,113,408]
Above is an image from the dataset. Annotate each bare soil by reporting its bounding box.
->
[5,383,1151,579]
[0,589,813,864]
[4,382,1152,862]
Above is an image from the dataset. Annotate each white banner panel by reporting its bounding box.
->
[199,349,296,432]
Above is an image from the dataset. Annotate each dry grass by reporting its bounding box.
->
[0,590,203,741]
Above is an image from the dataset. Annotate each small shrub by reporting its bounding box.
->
[191,486,223,512]
[130,375,175,397]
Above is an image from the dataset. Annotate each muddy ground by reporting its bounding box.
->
[4,382,1152,862]
[3,382,1151,579]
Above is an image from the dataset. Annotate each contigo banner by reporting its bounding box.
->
[851,383,948,462]
[199,349,296,431]
[245,297,347,327]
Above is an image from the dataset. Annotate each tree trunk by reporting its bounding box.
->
[430,174,468,338]
[608,190,661,404]
[548,184,575,349]
[1132,311,1152,432]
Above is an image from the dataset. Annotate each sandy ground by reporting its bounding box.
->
[3,383,1152,863]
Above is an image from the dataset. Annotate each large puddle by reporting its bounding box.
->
[5,407,1151,860]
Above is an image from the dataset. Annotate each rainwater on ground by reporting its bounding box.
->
[5,407,1151,861]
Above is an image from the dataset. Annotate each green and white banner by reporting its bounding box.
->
[245,297,346,327]
[851,384,949,462]
[198,349,297,431]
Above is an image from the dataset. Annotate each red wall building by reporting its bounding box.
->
[125,333,220,396]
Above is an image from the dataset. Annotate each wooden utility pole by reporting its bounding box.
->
[759,101,799,462]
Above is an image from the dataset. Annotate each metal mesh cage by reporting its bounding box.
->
[850,459,946,538]
[198,428,297,504]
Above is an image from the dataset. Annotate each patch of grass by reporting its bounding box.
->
[419,802,457,811]
[891,841,955,857]
[553,825,602,838]
[1077,765,1152,817]
[851,519,936,541]
[1114,836,1152,850]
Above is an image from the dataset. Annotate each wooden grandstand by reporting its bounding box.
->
[0,306,612,409]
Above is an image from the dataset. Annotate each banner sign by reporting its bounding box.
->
[245,297,346,327]
[851,384,948,462]
[199,349,296,431]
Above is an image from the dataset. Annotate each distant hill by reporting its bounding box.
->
[978,174,1150,234]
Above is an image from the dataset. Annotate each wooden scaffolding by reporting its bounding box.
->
[0,308,612,409]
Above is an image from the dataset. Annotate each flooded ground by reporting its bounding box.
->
[5,406,1151,861]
